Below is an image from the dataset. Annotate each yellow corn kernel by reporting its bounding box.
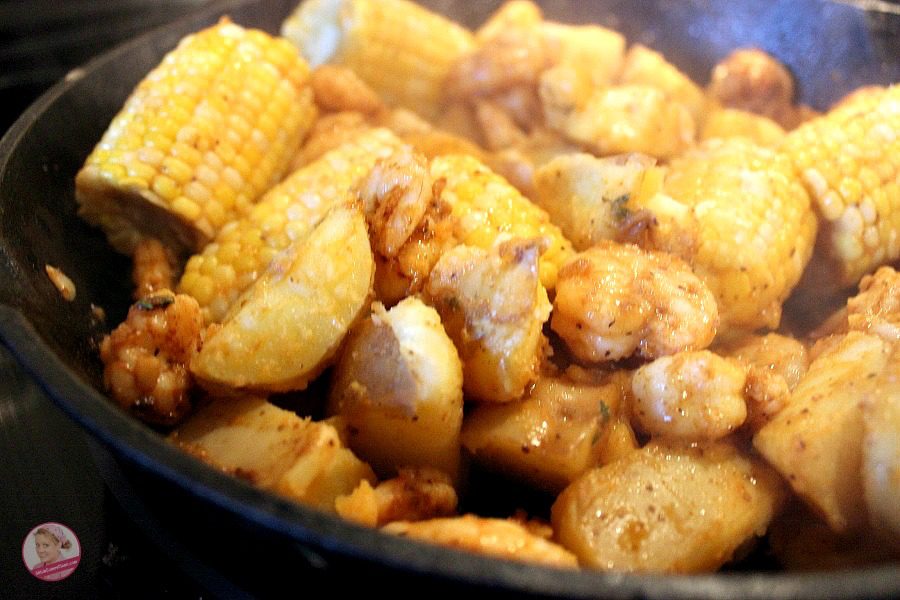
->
[700,108,786,148]
[783,85,900,287]
[178,128,405,323]
[75,19,316,258]
[430,154,574,290]
[282,0,475,119]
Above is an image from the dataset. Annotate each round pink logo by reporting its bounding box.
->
[22,522,81,582]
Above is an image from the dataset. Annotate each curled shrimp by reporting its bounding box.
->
[310,64,385,116]
[335,467,458,527]
[630,350,748,441]
[383,514,578,568]
[100,290,203,426]
[551,241,718,363]
[357,148,434,258]
[424,238,551,403]
[717,333,808,431]
[446,26,552,99]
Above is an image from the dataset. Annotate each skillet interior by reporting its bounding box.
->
[0,0,898,597]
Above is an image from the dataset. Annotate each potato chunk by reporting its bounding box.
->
[862,344,900,547]
[619,44,708,126]
[552,441,784,573]
[540,79,695,159]
[534,152,656,251]
[754,331,890,532]
[461,372,626,492]
[171,396,375,512]
[328,297,464,479]
[191,205,373,392]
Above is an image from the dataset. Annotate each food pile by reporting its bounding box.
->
[73,0,900,573]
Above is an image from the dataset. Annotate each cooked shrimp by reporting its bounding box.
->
[446,26,551,99]
[357,148,433,257]
[310,64,386,116]
[473,98,527,151]
[847,266,900,343]
[100,290,203,426]
[487,84,544,132]
[716,333,808,431]
[424,238,551,402]
[336,467,458,527]
[132,238,174,299]
[383,514,578,568]
[707,48,797,129]
[551,241,718,363]
[631,350,747,441]
[373,193,457,305]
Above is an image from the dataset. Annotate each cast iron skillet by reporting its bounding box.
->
[1,0,898,597]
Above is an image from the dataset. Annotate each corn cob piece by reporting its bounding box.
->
[700,108,786,148]
[178,127,404,323]
[76,19,317,258]
[783,85,900,288]
[281,0,474,119]
[634,138,817,331]
[431,154,574,290]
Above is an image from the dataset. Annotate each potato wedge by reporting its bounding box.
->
[461,372,625,492]
[328,297,464,479]
[191,205,374,392]
[862,343,900,547]
[552,441,785,573]
[171,396,375,512]
[754,331,890,532]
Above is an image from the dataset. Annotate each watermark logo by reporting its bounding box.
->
[22,522,81,582]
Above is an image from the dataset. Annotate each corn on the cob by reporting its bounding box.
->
[431,154,574,290]
[635,138,817,331]
[281,0,474,119]
[76,19,317,257]
[700,108,786,148]
[178,128,404,323]
[783,84,900,288]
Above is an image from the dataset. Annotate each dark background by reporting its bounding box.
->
[1,3,212,598]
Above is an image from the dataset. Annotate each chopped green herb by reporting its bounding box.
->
[136,294,175,310]
[611,193,631,222]
[599,400,611,423]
